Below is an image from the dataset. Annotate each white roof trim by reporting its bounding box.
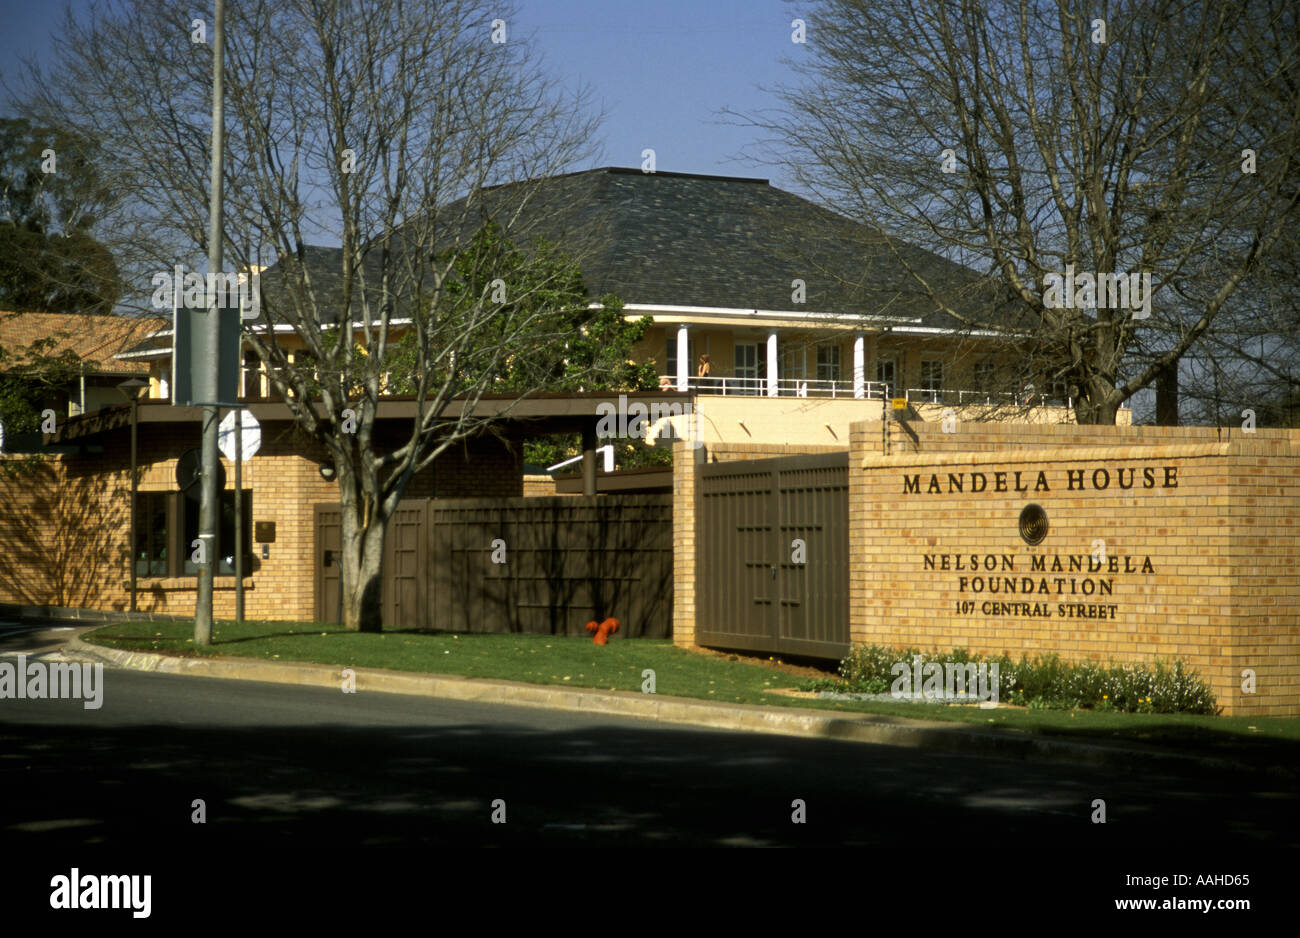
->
[606,303,1020,338]
[116,317,415,361]
[886,325,1018,338]
[607,302,920,325]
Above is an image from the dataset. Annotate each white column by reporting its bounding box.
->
[766,331,778,397]
[676,325,689,390]
[853,333,865,399]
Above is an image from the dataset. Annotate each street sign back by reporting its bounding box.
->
[218,409,262,461]
[173,296,241,406]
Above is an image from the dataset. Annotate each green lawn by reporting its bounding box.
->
[82,619,1300,764]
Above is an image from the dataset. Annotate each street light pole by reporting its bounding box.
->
[196,0,225,646]
[130,393,139,612]
[118,377,148,613]
[234,394,243,622]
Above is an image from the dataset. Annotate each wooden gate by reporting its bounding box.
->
[315,495,671,635]
[697,452,849,658]
[315,505,342,623]
[313,502,427,626]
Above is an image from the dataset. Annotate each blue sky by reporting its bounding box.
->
[0,0,1162,419]
[0,0,807,187]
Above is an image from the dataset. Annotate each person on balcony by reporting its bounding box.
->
[697,353,711,379]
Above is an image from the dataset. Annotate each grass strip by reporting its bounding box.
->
[81,619,1300,763]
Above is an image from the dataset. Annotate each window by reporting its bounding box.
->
[183,490,254,575]
[779,343,807,396]
[135,492,172,576]
[665,334,695,385]
[733,342,764,394]
[920,360,944,392]
[779,343,806,381]
[974,360,997,392]
[816,344,841,383]
[242,351,262,399]
[136,491,252,577]
[875,356,897,398]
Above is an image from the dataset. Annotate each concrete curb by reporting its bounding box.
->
[0,604,190,624]
[65,636,1292,779]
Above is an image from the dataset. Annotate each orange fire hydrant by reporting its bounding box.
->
[585,617,620,645]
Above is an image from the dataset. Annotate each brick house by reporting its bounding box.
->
[110,168,1130,444]
[406,167,1131,443]
[0,167,1124,623]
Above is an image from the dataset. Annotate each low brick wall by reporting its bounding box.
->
[848,422,1300,716]
[522,474,560,497]
[0,426,523,623]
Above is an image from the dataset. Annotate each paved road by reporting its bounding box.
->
[0,619,90,656]
[3,667,1295,851]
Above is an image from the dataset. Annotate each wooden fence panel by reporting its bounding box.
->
[429,495,672,636]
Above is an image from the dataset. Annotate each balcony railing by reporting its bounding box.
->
[905,387,1075,408]
[661,375,892,399]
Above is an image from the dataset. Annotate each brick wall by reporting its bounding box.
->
[848,421,1300,716]
[522,474,563,496]
[419,435,522,499]
[671,441,699,648]
[0,422,525,623]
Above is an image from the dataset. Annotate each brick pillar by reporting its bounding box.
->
[672,439,701,647]
[848,422,867,648]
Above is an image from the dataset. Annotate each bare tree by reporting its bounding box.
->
[22,0,606,630]
[735,0,1299,424]
[1174,0,1300,426]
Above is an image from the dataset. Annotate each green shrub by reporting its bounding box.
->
[801,644,1219,714]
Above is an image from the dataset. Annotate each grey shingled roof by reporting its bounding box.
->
[251,167,1026,331]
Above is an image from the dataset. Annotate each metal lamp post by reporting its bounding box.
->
[117,377,149,613]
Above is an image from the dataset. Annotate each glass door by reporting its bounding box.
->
[779,342,807,395]
[734,343,764,395]
[875,356,897,400]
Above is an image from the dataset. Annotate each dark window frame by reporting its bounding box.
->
[920,359,945,391]
[816,344,841,382]
[665,334,695,382]
[135,490,252,578]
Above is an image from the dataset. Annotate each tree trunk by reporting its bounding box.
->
[1075,380,1123,426]
[1156,364,1180,426]
[339,489,388,632]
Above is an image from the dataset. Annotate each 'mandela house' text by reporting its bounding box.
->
[902,465,1179,495]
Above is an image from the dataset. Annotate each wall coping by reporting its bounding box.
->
[849,421,1300,441]
[706,443,848,456]
[859,442,1237,470]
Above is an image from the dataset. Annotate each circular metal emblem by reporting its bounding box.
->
[1019,504,1048,545]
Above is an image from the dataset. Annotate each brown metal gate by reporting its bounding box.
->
[697,452,849,658]
[315,495,671,635]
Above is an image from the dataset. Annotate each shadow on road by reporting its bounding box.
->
[3,711,1295,850]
